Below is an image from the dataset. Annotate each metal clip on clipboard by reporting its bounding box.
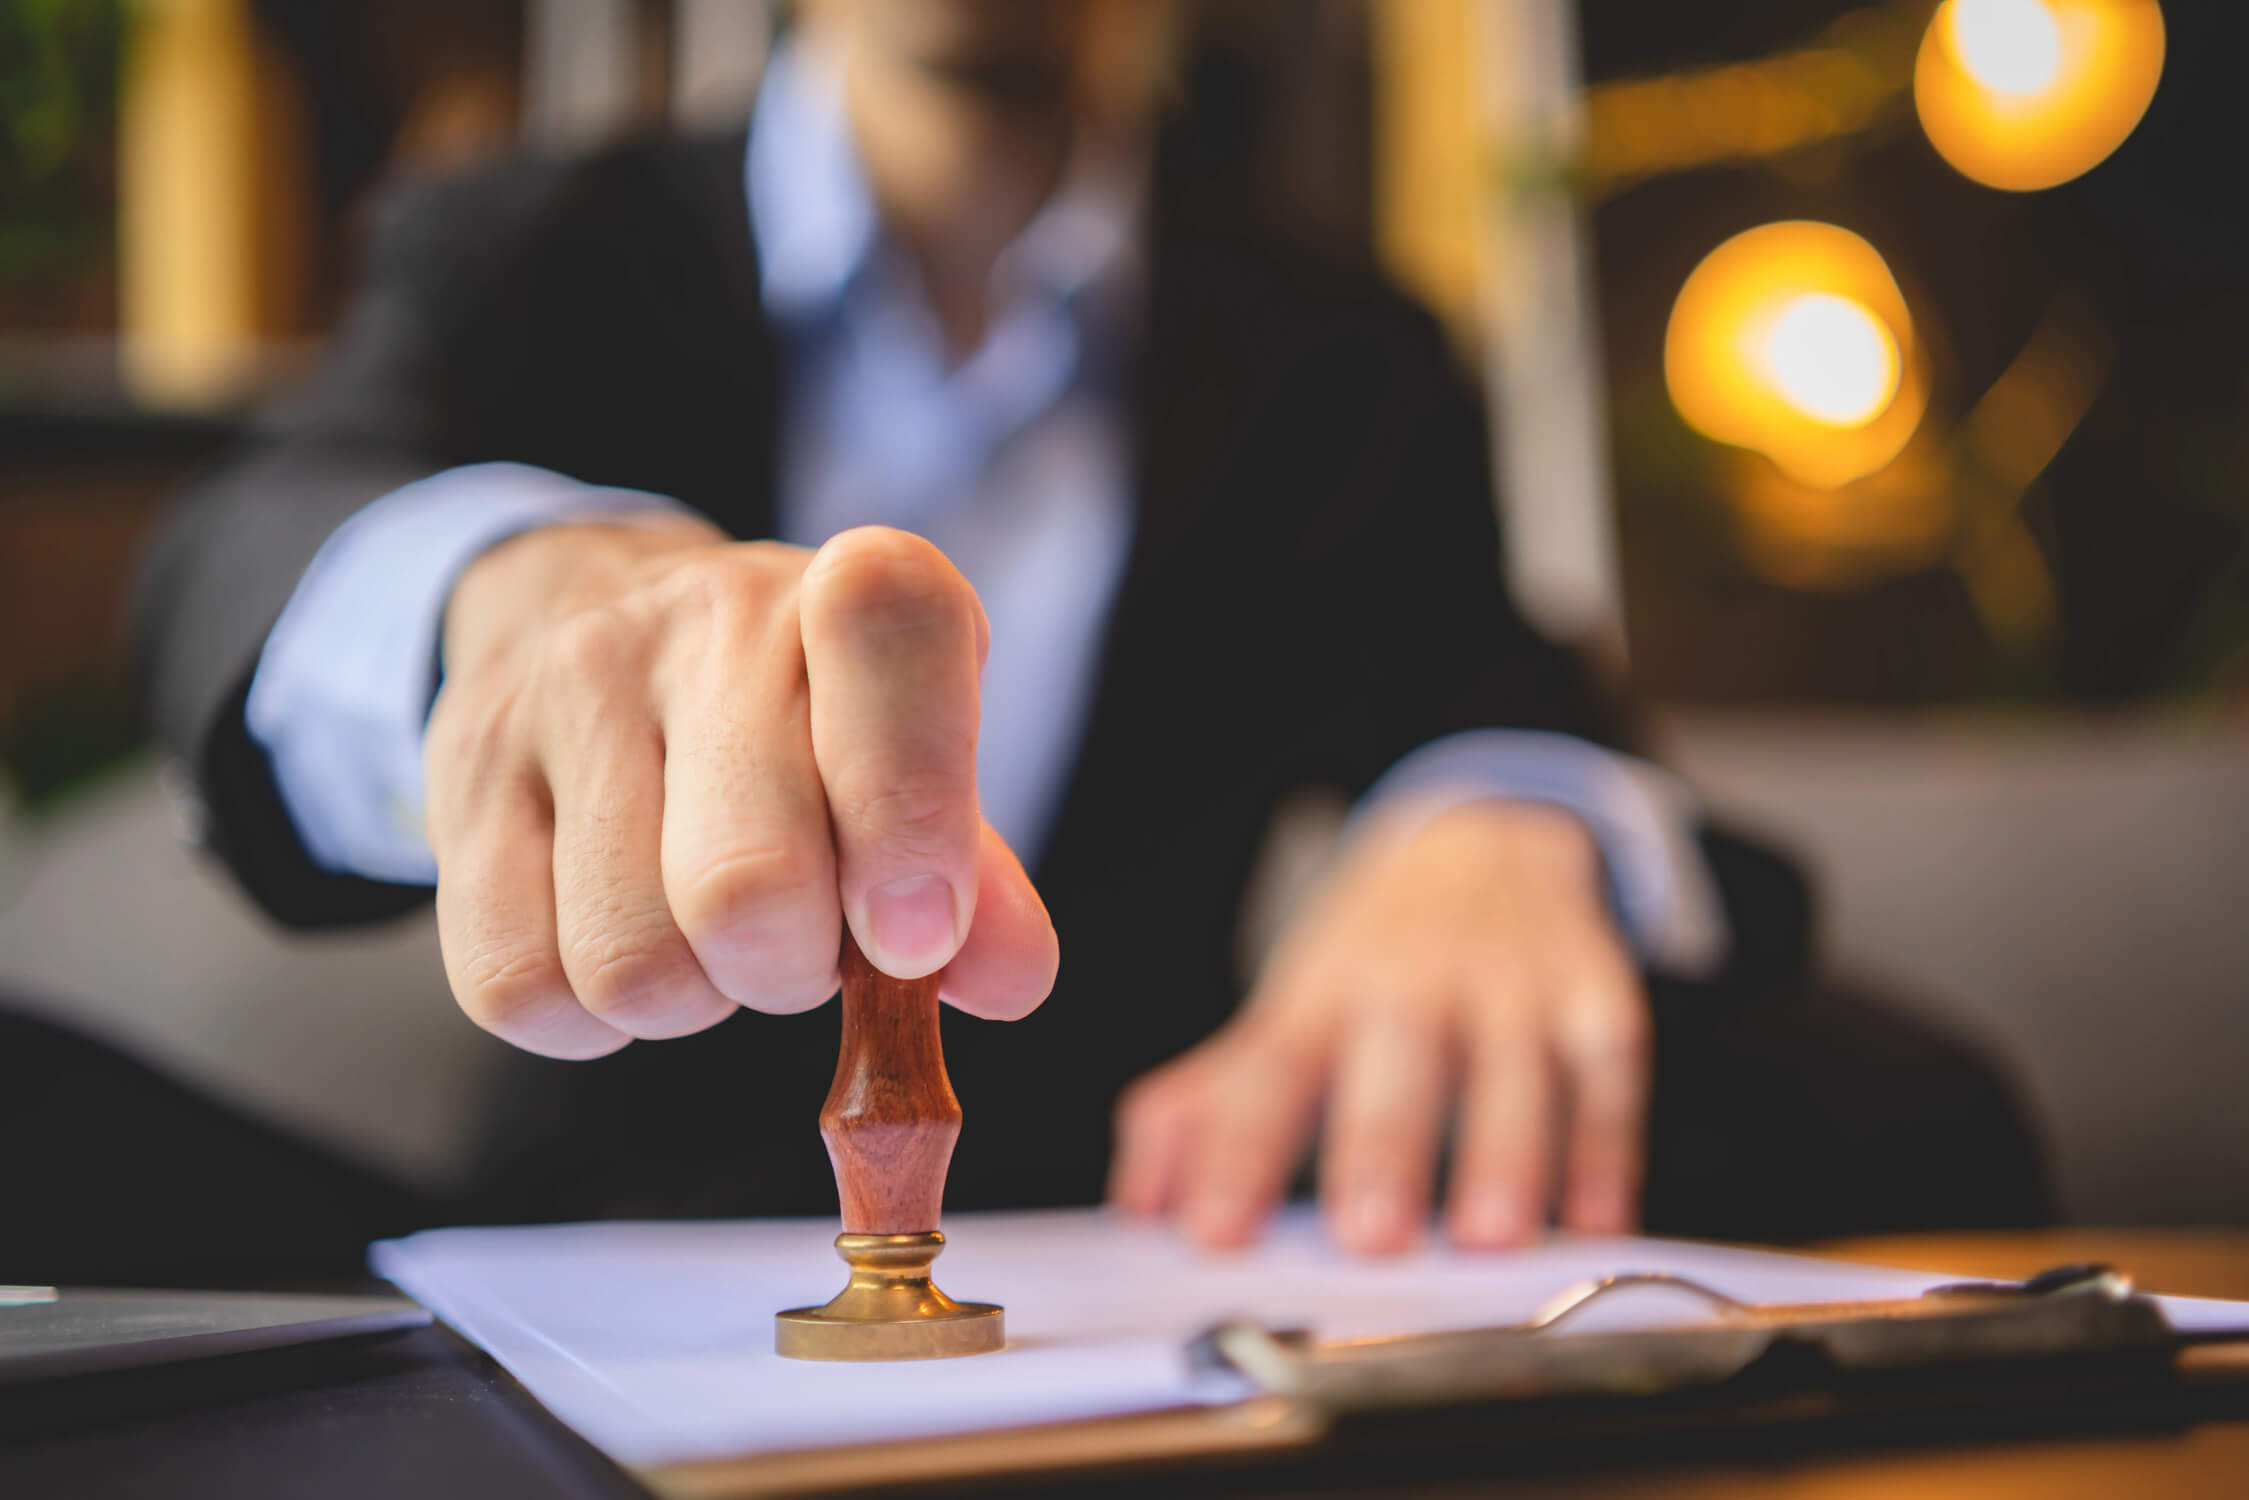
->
[1192,1263,2179,1415]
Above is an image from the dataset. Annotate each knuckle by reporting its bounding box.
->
[661,547,788,628]
[1332,1080,1429,1141]
[1116,1066,1193,1130]
[567,923,700,1023]
[424,691,534,817]
[538,605,638,690]
[648,552,806,699]
[669,850,841,1012]
[1229,1010,1330,1078]
[422,703,473,781]
[828,778,967,855]
[670,846,827,952]
[1564,996,1651,1071]
[803,527,976,639]
[453,943,572,1035]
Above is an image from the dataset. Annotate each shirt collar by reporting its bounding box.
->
[747,40,1144,330]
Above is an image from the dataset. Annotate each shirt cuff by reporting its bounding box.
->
[245,462,690,884]
[1353,729,1729,976]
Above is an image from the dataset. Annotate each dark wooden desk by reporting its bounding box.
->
[5,1231,2246,1500]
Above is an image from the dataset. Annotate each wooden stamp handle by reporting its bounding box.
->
[819,932,962,1234]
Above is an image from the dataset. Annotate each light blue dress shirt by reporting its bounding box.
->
[245,42,1724,974]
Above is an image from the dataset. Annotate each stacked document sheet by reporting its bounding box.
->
[372,1206,2249,1469]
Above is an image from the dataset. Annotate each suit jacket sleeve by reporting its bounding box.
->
[134,160,578,928]
[1302,304,1810,987]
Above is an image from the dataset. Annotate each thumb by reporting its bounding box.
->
[938,822,1060,1020]
[799,526,986,979]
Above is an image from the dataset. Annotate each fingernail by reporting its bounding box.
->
[1456,1189,1528,1247]
[862,874,959,977]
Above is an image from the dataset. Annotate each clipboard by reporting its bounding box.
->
[639,1264,2249,1499]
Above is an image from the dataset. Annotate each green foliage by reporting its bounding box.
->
[0,0,126,288]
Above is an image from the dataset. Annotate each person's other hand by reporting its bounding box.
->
[1109,800,1647,1254]
[425,517,1058,1058]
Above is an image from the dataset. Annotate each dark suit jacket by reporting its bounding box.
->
[136,127,1808,1219]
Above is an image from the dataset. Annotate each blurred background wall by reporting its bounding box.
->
[1,0,2242,1223]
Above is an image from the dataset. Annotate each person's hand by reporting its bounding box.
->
[1109,799,1648,1254]
[425,517,1058,1058]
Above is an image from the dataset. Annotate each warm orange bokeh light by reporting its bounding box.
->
[1950,0,2066,98]
[1665,222,1927,489]
[1749,292,1902,429]
[1915,0,2166,192]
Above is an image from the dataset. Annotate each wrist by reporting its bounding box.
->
[1362,788,1595,873]
[1433,798,1600,882]
[1316,795,1606,934]
[1438,796,1597,860]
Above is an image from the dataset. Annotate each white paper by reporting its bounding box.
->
[370,1206,2249,1468]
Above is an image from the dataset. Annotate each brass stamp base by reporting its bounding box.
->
[775,1231,1005,1361]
